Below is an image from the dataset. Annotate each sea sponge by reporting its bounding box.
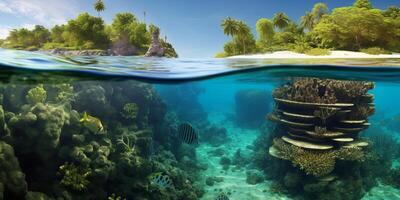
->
[58,162,91,191]
[26,84,47,105]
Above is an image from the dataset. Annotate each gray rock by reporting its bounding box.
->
[145,28,165,57]
[111,35,138,56]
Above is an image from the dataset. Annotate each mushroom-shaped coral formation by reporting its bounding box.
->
[268,78,374,177]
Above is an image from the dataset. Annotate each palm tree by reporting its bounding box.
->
[300,12,315,31]
[221,17,239,38]
[273,12,290,30]
[236,21,251,54]
[94,0,105,17]
[311,3,328,24]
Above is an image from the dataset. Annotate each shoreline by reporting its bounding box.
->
[228,50,400,59]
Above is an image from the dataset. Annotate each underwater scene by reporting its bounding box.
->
[0,49,400,200]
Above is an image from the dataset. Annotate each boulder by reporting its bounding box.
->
[111,35,138,56]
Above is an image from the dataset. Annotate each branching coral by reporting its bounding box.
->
[117,134,136,156]
[121,103,139,120]
[271,138,367,177]
[26,84,47,105]
[58,162,91,191]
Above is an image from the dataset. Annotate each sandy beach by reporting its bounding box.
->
[228,51,400,59]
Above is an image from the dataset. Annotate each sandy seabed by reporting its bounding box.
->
[195,112,400,200]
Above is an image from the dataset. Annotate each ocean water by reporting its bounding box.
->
[1,48,400,200]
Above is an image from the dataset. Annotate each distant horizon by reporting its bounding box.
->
[0,0,398,58]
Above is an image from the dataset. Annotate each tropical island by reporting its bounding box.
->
[0,0,178,58]
[217,0,400,58]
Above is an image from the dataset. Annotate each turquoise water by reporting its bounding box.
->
[1,48,400,200]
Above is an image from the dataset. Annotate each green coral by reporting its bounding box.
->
[108,194,126,200]
[59,162,91,191]
[8,103,70,160]
[26,84,47,105]
[55,84,74,103]
[121,103,139,120]
[0,141,27,198]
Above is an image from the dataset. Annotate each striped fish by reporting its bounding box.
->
[215,193,229,200]
[149,172,175,190]
[178,123,199,144]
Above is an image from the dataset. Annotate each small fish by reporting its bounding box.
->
[215,192,229,200]
[149,172,175,189]
[178,123,199,144]
[80,112,104,133]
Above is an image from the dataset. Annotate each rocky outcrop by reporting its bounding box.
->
[111,35,138,56]
[145,28,165,57]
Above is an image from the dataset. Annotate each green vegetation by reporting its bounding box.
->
[305,48,331,56]
[0,1,176,56]
[220,17,257,55]
[94,0,106,17]
[360,47,391,55]
[219,0,400,57]
[58,162,91,191]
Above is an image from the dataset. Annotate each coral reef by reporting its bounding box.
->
[252,78,382,200]
[269,78,374,177]
[0,141,27,199]
[58,162,91,191]
[0,80,203,200]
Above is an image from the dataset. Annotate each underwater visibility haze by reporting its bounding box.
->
[0,48,400,200]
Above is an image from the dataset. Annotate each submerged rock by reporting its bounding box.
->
[205,176,224,186]
[246,169,264,185]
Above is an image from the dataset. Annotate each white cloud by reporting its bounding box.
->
[0,0,79,26]
[0,26,11,39]
[0,2,13,13]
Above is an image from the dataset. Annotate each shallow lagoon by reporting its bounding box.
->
[1,49,400,200]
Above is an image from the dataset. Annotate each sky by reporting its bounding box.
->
[0,0,398,58]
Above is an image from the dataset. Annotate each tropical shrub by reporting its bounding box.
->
[305,48,331,56]
[360,47,391,55]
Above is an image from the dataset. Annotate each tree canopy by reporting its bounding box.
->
[272,12,290,30]
[353,0,373,9]
[218,0,400,57]
[312,7,396,50]
[1,9,175,56]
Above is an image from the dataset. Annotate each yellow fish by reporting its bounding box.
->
[80,112,104,133]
